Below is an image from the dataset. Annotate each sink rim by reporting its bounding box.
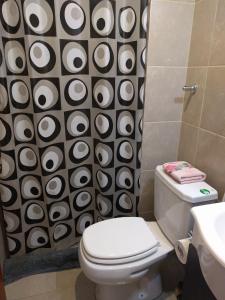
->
[191,202,225,269]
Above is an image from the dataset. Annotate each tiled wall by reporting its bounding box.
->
[178,0,225,199]
[139,0,194,219]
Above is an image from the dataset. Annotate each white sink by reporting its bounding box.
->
[191,202,225,300]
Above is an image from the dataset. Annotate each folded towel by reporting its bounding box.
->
[163,161,191,174]
[163,161,206,184]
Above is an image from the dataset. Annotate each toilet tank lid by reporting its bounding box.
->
[82,217,159,260]
[156,165,218,203]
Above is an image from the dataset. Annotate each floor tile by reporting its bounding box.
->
[6,273,56,300]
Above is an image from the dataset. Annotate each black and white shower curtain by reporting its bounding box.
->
[0,0,148,257]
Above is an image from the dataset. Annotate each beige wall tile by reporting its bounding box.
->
[178,122,198,164]
[144,67,186,122]
[182,67,207,126]
[201,67,225,137]
[195,129,225,199]
[139,170,155,213]
[141,122,181,170]
[147,0,194,66]
[188,0,218,66]
[6,273,56,300]
[178,0,225,204]
[209,0,225,66]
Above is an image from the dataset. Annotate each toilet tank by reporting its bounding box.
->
[154,165,218,245]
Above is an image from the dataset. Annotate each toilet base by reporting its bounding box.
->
[95,270,162,300]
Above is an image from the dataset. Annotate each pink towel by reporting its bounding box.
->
[163,161,206,184]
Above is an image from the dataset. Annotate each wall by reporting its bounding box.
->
[178,0,225,199]
[139,0,195,219]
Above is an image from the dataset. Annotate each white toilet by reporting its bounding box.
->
[79,165,218,300]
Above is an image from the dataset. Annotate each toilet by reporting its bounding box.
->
[79,165,218,300]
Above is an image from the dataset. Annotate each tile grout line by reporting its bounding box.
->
[182,121,225,141]
[176,121,182,161]
[151,0,195,6]
[147,65,225,69]
[147,65,188,69]
[206,0,219,67]
[189,65,225,68]
[193,66,208,164]
[144,120,181,124]
[198,127,225,141]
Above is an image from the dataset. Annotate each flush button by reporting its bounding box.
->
[200,189,210,195]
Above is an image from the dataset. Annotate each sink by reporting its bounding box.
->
[191,202,225,300]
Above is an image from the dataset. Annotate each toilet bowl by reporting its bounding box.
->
[79,218,173,286]
[79,219,174,300]
[79,165,218,300]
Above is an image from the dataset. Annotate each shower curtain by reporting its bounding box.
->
[0,0,148,257]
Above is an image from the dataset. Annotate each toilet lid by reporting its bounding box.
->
[82,217,159,260]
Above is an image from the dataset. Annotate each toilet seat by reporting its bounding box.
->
[81,238,159,265]
[82,217,159,264]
